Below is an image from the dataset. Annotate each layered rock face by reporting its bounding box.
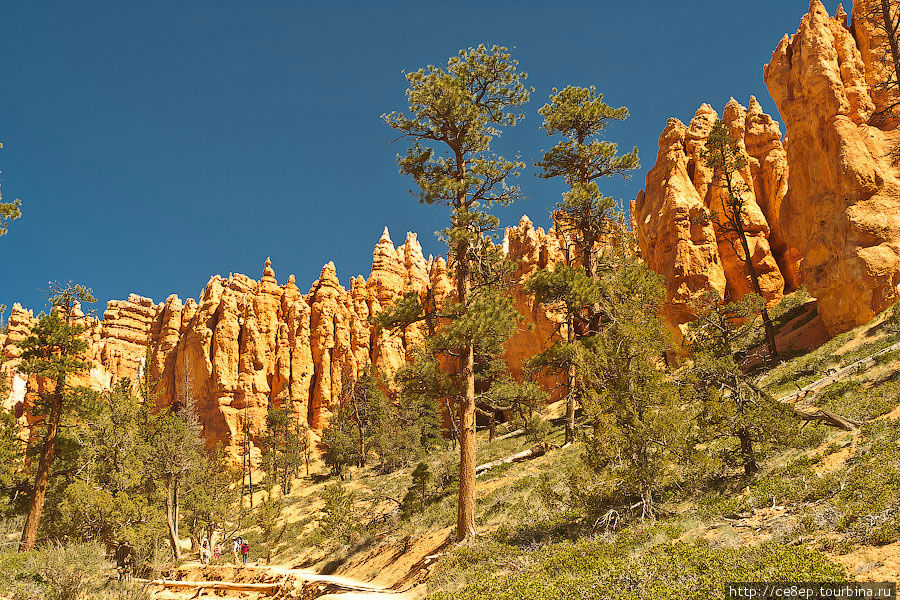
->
[1,223,558,454]
[633,98,799,333]
[764,0,900,335]
[502,216,567,399]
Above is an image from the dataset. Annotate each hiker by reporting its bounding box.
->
[213,542,222,562]
[200,537,211,565]
[240,538,250,565]
[232,537,240,563]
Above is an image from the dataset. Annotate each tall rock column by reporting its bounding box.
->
[634,112,726,333]
[765,0,900,334]
[633,98,793,336]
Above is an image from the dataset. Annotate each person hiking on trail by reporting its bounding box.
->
[232,537,240,563]
[240,539,250,565]
[200,537,211,565]
[214,543,221,562]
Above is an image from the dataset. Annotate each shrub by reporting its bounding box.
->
[819,380,900,422]
[428,539,846,600]
[0,542,151,600]
[319,483,359,543]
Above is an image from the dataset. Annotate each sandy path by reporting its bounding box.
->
[155,561,423,599]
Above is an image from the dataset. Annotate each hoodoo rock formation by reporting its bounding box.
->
[764,0,900,335]
[502,216,567,399]
[632,97,799,335]
[12,0,900,457]
[1,221,562,455]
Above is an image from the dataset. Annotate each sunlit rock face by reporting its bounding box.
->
[764,0,900,335]
[633,98,796,337]
[1,220,566,455]
[502,216,568,401]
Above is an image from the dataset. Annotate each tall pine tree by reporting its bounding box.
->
[579,232,689,520]
[703,119,778,360]
[16,282,96,552]
[527,86,638,443]
[382,44,530,540]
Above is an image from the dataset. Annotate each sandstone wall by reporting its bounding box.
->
[1,222,559,455]
[632,98,799,334]
[764,0,900,335]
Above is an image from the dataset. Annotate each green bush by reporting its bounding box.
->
[867,520,900,546]
[0,542,150,600]
[427,539,847,600]
[819,380,900,422]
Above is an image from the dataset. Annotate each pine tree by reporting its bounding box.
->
[321,398,363,478]
[253,455,287,565]
[0,391,25,510]
[182,444,239,551]
[0,350,23,498]
[46,380,164,568]
[579,232,690,520]
[703,119,778,360]
[16,282,95,552]
[0,142,22,237]
[146,376,204,560]
[684,291,796,476]
[528,86,638,443]
[400,462,433,517]
[382,45,530,541]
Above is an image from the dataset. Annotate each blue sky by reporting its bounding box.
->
[0,1,843,316]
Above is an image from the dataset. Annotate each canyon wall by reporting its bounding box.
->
[632,97,800,334]
[634,0,900,338]
[764,0,900,335]
[1,219,563,454]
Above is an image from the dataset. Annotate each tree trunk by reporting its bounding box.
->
[18,375,65,552]
[356,400,366,468]
[723,163,778,361]
[565,314,576,445]
[241,428,247,506]
[174,476,180,541]
[735,222,778,360]
[881,0,900,91]
[457,341,477,541]
[165,475,182,559]
[475,442,550,476]
[737,426,758,476]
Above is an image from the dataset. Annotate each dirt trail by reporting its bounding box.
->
[264,564,420,594]
[147,561,425,600]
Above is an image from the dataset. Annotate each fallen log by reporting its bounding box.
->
[794,407,861,431]
[475,442,551,476]
[492,428,524,442]
[777,341,900,403]
[139,578,284,592]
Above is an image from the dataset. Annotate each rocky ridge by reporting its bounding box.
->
[633,0,900,339]
[632,97,800,337]
[1,219,565,455]
[764,0,900,335]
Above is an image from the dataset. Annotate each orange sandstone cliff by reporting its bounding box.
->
[632,97,799,334]
[1,219,562,454]
[764,0,900,335]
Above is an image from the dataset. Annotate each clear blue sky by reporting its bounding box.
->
[0,1,842,316]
